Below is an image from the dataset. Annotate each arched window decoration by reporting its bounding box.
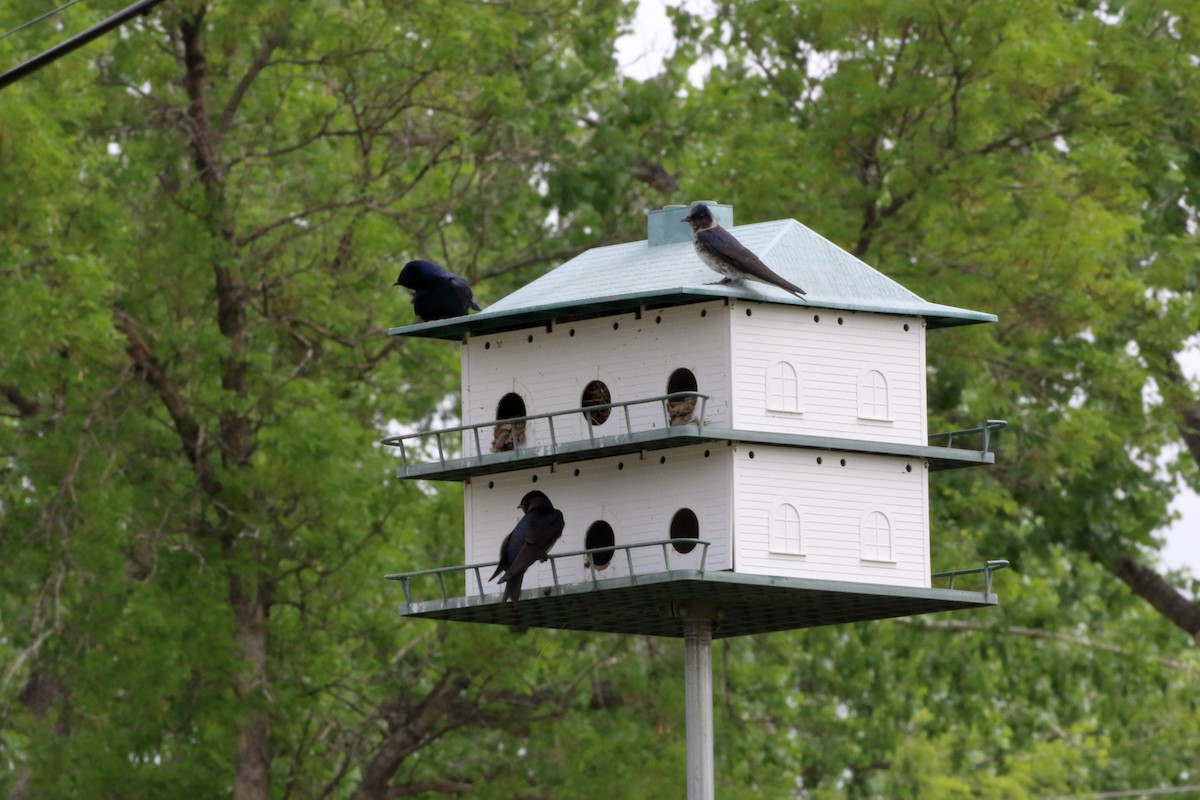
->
[857,369,890,421]
[860,511,893,562]
[581,380,612,426]
[584,521,616,570]
[669,508,700,554]
[492,393,527,453]
[768,502,802,555]
[666,368,699,426]
[766,361,801,412]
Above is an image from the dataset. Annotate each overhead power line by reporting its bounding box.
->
[0,0,89,44]
[0,0,168,91]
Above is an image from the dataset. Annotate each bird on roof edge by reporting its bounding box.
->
[393,259,482,322]
[490,490,565,603]
[682,203,806,298]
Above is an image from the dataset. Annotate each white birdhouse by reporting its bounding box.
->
[385,204,1006,636]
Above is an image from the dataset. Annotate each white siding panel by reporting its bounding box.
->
[732,445,930,588]
[730,302,926,445]
[459,302,731,458]
[464,444,733,598]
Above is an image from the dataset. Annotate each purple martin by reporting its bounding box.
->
[393,259,482,322]
[682,203,806,298]
[490,490,565,603]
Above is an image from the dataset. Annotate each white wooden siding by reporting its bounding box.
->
[729,302,926,444]
[732,445,930,588]
[460,301,731,458]
[464,444,733,598]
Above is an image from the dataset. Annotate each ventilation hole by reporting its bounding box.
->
[840,458,847,466]
[837,317,844,325]
[492,393,527,453]
[531,474,538,483]
[527,335,533,343]
[748,451,755,459]
[704,450,711,458]
[655,315,662,324]
[612,321,620,330]
[813,315,820,323]
[487,481,494,489]
[617,462,624,470]
[569,328,576,337]
[905,464,913,473]
[745,308,753,317]
[660,456,666,464]
[670,508,700,554]
[700,309,707,317]
[817,457,823,465]
[484,341,491,349]
[585,521,616,569]
[903,323,910,332]
[582,380,612,425]
[574,468,580,477]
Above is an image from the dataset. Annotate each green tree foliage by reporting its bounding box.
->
[1,0,1199,798]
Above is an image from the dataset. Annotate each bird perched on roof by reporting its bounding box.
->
[393,259,482,322]
[490,490,565,603]
[682,203,806,298]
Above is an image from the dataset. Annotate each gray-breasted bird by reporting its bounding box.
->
[490,490,565,603]
[393,259,482,322]
[682,203,806,298]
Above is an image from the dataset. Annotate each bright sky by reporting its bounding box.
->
[615,0,1199,577]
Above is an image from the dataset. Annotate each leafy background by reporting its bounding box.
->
[1,1,1198,798]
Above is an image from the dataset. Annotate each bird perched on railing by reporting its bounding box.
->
[393,259,482,321]
[491,491,565,603]
[682,203,806,298]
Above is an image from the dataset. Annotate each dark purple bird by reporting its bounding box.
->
[393,259,482,322]
[490,491,565,603]
[682,203,806,298]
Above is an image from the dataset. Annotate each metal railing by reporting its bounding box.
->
[379,392,710,474]
[928,419,1007,454]
[386,538,711,608]
[932,559,1010,595]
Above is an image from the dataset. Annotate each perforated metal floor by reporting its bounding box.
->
[397,570,999,639]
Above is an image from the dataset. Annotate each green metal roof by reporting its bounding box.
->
[390,217,997,340]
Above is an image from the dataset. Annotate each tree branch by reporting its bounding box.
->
[0,384,40,417]
[386,780,473,797]
[350,674,472,800]
[1110,557,1200,645]
[219,16,291,136]
[112,308,218,494]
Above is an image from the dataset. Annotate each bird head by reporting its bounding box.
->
[393,259,444,290]
[682,203,716,231]
[518,490,552,513]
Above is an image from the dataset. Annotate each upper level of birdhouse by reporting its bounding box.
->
[385,204,1002,480]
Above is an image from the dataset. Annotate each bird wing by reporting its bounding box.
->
[489,531,514,581]
[450,276,482,312]
[699,228,806,297]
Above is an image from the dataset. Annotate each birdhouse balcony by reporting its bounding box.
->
[384,540,1010,638]
[381,391,1005,482]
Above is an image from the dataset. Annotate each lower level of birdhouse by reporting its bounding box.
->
[463,442,931,599]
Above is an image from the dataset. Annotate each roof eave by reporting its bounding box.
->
[388,288,996,341]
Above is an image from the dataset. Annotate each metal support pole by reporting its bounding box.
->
[683,616,715,800]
